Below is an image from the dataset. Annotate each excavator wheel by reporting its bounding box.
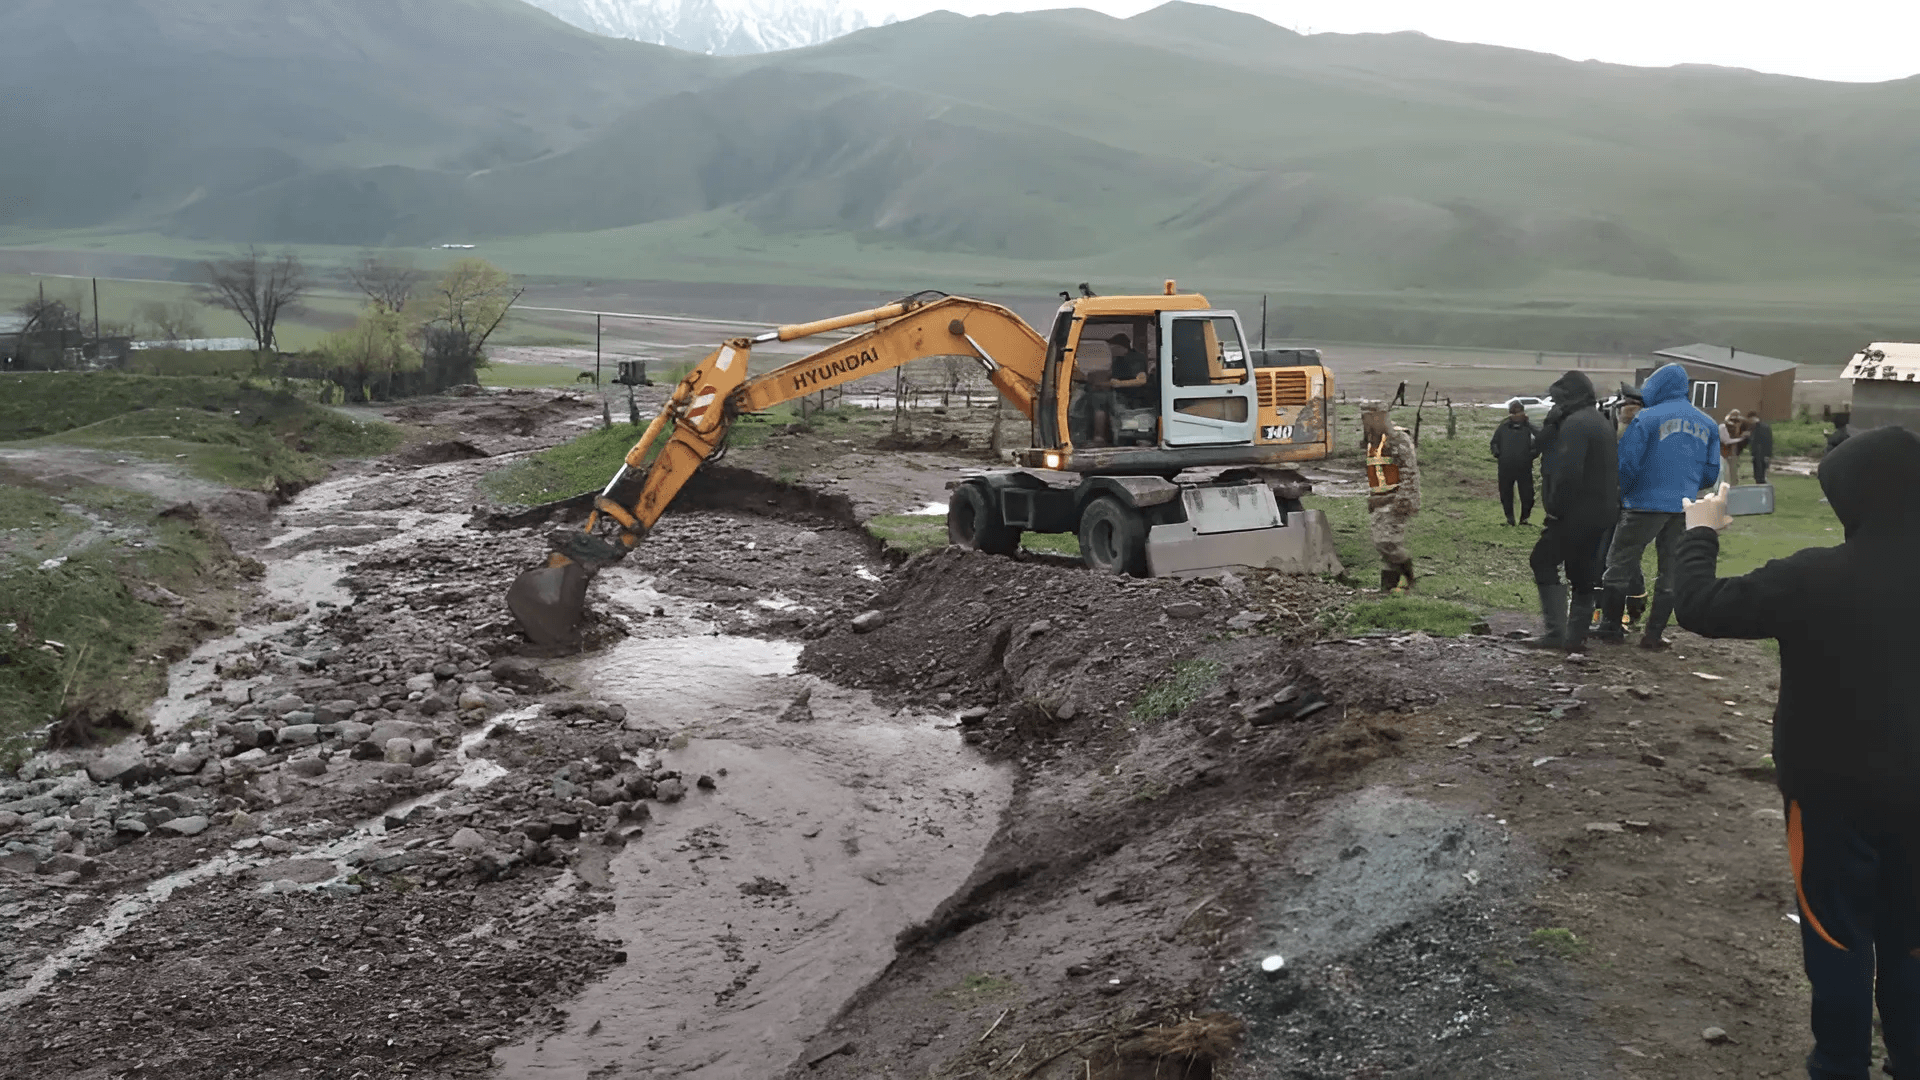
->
[947,483,1020,556]
[1078,496,1147,576]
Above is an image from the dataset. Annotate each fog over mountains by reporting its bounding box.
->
[2,0,1917,289]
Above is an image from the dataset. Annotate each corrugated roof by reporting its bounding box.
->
[1652,342,1798,377]
[1841,342,1920,383]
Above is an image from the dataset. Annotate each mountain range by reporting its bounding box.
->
[2,0,1917,292]
[523,0,887,54]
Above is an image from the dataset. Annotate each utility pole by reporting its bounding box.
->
[1260,295,1268,350]
[595,313,602,387]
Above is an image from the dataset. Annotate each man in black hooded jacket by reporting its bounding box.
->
[1527,371,1619,651]
[1675,426,1920,1080]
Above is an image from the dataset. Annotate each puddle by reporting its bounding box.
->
[547,635,802,728]
[907,501,948,516]
[493,684,1012,1079]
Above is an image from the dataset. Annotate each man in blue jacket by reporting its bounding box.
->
[1597,363,1721,648]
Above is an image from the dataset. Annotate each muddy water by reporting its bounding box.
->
[498,567,1013,1078]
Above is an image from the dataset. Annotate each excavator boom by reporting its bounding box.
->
[508,293,1047,644]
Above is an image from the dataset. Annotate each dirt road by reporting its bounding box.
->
[0,389,1825,1078]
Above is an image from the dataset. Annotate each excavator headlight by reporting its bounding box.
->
[1044,452,1062,470]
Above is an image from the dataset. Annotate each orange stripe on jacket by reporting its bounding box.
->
[1787,800,1849,952]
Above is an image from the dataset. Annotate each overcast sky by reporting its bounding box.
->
[878,0,1920,83]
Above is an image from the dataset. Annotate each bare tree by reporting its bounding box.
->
[11,291,84,369]
[136,299,205,345]
[345,253,424,314]
[197,247,307,354]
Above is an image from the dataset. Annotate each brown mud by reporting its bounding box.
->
[2,387,1822,1079]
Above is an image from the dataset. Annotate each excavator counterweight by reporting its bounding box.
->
[506,285,1341,646]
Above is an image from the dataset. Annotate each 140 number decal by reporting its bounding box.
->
[1261,424,1295,441]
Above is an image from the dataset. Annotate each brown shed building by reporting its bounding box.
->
[1635,343,1798,422]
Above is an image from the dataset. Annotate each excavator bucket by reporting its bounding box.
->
[1145,485,1344,577]
[506,560,590,647]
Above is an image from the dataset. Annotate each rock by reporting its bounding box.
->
[38,852,98,878]
[1639,752,1667,768]
[230,748,272,769]
[314,699,362,725]
[265,694,307,717]
[287,756,327,778]
[410,738,437,767]
[282,711,316,725]
[373,762,414,782]
[87,750,148,787]
[958,705,991,725]
[457,685,489,712]
[1702,1027,1733,1045]
[780,687,814,723]
[405,672,437,695]
[229,721,272,749]
[278,724,320,747]
[602,702,627,723]
[655,778,687,803]
[547,814,582,841]
[334,721,372,745]
[1584,821,1625,834]
[160,816,210,837]
[850,610,888,633]
[1164,601,1207,620]
[696,774,716,791]
[490,657,550,691]
[368,717,432,744]
[1628,686,1656,701]
[1226,610,1269,631]
[588,780,623,806]
[0,810,20,834]
[167,747,209,775]
[115,817,149,836]
[383,738,414,764]
[519,820,552,842]
[450,828,489,852]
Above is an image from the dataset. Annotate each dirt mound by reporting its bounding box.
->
[391,438,490,466]
[873,431,967,452]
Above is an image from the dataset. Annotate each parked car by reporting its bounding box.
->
[1505,395,1552,423]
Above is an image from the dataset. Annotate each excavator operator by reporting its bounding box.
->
[1103,332,1157,446]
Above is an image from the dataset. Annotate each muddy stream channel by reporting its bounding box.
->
[58,465,1015,1077]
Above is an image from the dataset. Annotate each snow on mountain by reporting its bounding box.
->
[525,0,892,54]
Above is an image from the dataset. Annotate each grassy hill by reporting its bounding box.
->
[3,0,1920,300]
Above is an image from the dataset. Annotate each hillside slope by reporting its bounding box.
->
[4,0,1919,289]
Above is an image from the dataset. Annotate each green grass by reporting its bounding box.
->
[1130,659,1222,723]
[479,363,596,389]
[1528,927,1591,959]
[1309,405,1847,625]
[1343,595,1482,637]
[478,405,800,505]
[866,513,949,555]
[0,373,401,491]
[0,490,229,767]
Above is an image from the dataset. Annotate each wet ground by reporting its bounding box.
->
[1,387,1828,1079]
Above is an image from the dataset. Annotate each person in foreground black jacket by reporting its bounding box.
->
[1674,426,1920,1080]
[1489,402,1538,525]
[1526,371,1619,651]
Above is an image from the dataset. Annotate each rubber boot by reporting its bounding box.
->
[1564,588,1596,653]
[1380,568,1399,593]
[1626,592,1647,629]
[1593,587,1627,644]
[1527,582,1569,649]
[1640,596,1674,651]
[1399,561,1416,592]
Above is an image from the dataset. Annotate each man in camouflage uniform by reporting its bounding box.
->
[1362,402,1421,591]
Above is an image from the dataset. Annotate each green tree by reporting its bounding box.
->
[419,258,520,388]
[316,305,420,401]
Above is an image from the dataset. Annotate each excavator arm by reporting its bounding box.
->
[507,291,1047,644]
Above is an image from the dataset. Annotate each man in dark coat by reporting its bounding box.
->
[1747,410,1774,484]
[1490,401,1537,525]
[1674,428,1920,1080]
[1527,371,1619,651]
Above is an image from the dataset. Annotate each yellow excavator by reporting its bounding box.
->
[506,282,1343,645]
